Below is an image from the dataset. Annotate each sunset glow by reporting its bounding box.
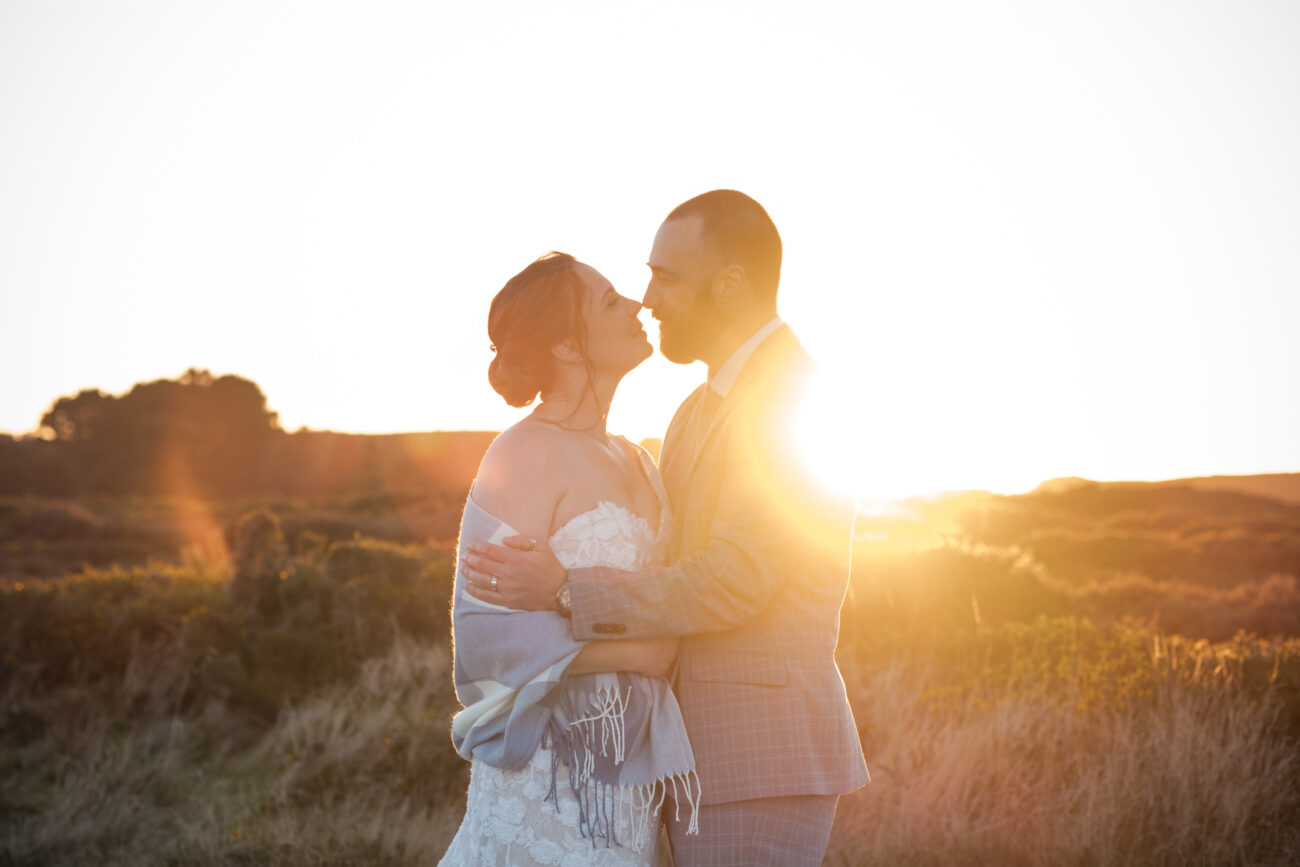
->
[792,368,1007,503]
[2,2,1297,495]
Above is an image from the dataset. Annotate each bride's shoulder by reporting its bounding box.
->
[471,423,573,538]
[471,422,572,526]
[477,421,572,479]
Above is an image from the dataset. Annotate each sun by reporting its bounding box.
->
[791,370,938,504]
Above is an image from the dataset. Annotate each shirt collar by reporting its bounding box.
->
[707,316,784,397]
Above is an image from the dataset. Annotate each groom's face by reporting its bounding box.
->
[643,215,723,364]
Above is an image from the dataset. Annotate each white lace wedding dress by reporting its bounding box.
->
[440,500,670,867]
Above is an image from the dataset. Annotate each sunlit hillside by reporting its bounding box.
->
[2,372,1298,865]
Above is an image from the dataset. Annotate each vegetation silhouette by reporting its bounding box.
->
[0,369,494,500]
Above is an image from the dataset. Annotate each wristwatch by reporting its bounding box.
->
[555,582,572,618]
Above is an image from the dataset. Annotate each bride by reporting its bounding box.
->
[440,252,699,866]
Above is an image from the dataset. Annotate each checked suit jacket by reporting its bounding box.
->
[567,325,869,805]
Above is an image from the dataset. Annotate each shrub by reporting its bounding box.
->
[1,534,457,733]
[229,509,288,619]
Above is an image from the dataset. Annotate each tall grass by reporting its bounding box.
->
[4,623,1297,865]
[1,638,465,866]
[828,628,1300,866]
[3,493,1298,865]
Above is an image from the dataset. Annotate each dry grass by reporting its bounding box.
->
[5,472,1298,863]
[1,638,465,866]
[827,645,1300,866]
[3,626,1298,865]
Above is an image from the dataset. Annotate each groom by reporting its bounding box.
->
[465,190,869,865]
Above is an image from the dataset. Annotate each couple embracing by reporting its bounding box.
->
[440,190,869,866]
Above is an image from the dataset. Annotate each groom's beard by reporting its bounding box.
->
[657,292,722,365]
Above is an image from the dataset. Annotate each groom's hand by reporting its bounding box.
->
[462,535,568,611]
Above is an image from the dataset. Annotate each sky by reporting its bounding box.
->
[2,0,1298,498]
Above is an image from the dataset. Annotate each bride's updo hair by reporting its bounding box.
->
[487,252,589,408]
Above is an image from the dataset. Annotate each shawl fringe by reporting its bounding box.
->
[544,682,701,849]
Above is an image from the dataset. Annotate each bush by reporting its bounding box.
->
[0,535,457,731]
[229,509,288,619]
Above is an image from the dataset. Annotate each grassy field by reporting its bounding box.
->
[2,483,1299,865]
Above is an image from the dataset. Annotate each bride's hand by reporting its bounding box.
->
[463,536,567,610]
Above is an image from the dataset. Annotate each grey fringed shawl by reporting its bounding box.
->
[450,497,699,847]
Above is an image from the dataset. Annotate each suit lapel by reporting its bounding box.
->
[635,445,672,519]
[681,325,797,481]
[659,383,709,506]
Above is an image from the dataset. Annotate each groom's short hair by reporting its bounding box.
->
[667,190,782,302]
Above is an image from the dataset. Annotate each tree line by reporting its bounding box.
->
[0,370,492,499]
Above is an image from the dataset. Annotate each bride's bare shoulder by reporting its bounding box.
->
[483,419,571,460]
[472,421,572,498]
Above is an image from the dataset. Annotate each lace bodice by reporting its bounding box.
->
[549,500,670,573]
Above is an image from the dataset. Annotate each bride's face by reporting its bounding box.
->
[572,263,653,377]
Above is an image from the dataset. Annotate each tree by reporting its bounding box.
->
[40,389,111,442]
[29,370,283,495]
